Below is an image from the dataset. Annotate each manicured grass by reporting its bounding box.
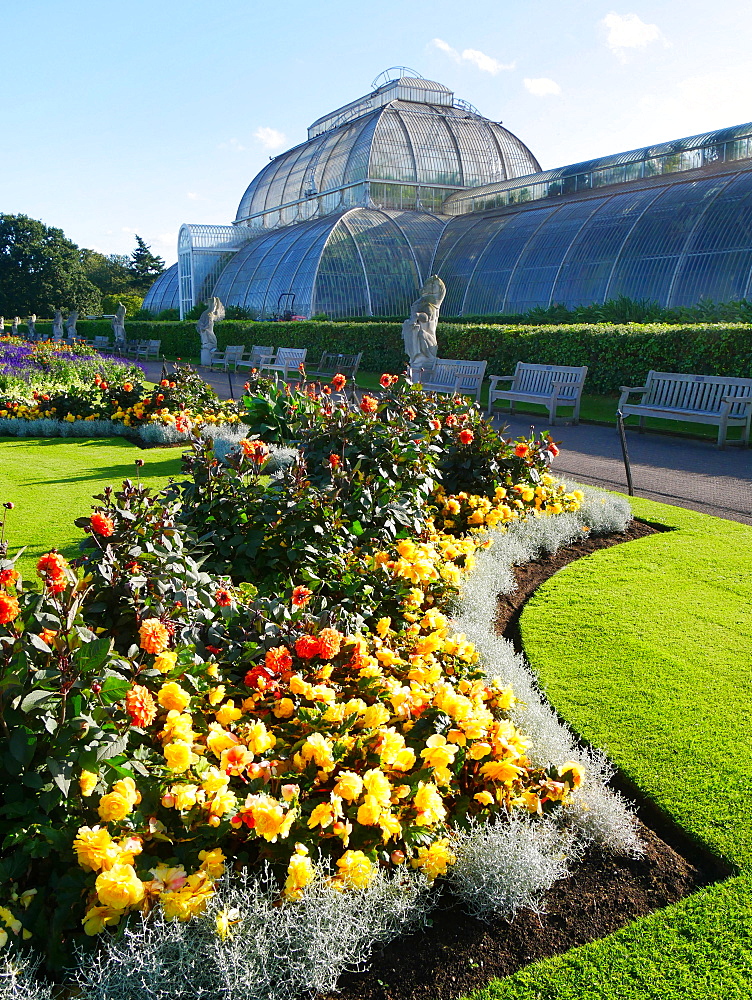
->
[0,438,184,582]
[467,499,752,999]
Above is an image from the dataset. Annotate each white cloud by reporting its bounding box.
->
[431,38,515,74]
[186,191,198,200]
[254,126,287,150]
[219,137,247,152]
[524,77,561,97]
[602,12,668,61]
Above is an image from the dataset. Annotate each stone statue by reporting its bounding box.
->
[65,310,78,340]
[111,303,126,348]
[27,314,37,340]
[0,317,4,333]
[11,317,19,335]
[402,275,446,370]
[52,310,64,340]
[197,297,225,365]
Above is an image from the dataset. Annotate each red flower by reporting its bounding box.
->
[175,415,191,434]
[328,454,341,469]
[445,414,458,428]
[215,588,233,606]
[458,429,474,445]
[123,383,133,393]
[291,585,313,607]
[428,418,441,431]
[205,644,222,656]
[265,646,293,674]
[90,513,115,537]
[331,374,346,391]
[295,634,321,659]
[379,373,398,389]
[0,567,19,588]
[239,439,269,464]
[514,443,529,458]
[36,551,68,592]
[403,407,416,421]
[322,385,332,395]
[160,379,170,387]
[244,664,279,692]
[360,395,378,414]
[548,442,560,457]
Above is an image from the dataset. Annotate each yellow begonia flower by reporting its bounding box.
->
[95,864,145,910]
[215,700,243,726]
[158,682,191,713]
[410,838,456,881]
[334,850,374,890]
[98,792,132,823]
[82,904,122,936]
[164,741,194,772]
[79,770,98,797]
[284,850,316,900]
[153,650,178,673]
[333,771,363,801]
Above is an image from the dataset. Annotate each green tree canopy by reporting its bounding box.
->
[80,249,134,297]
[0,214,101,317]
[128,235,165,296]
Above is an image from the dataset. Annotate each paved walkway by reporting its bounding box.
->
[145,362,752,526]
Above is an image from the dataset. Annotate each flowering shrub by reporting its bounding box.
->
[0,352,241,433]
[0,368,598,980]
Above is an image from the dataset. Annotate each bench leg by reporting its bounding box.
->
[638,416,645,433]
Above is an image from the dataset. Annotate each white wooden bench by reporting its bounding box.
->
[487,362,588,425]
[409,359,487,402]
[618,370,752,447]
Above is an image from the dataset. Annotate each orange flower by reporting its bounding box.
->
[331,374,346,391]
[458,429,474,445]
[0,592,20,625]
[139,618,169,654]
[239,439,269,464]
[215,588,233,606]
[91,513,115,537]
[160,379,170,387]
[328,454,340,469]
[175,415,191,434]
[126,685,157,727]
[360,395,378,414]
[0,567,19,588]
[514,443,529,458]
[379,373,398,389]
[445,414,458,427]
[122,383,133,393]
[428,419,441,431]
[295,634,321,659]
[291,585,312,607]
[36,551,68,592]
[265,646,293,674]
[548,442,560,457]
[317,627,343,660]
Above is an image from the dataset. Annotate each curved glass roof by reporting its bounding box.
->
[445,121,752,215]
[141,263,179,314]
[235,77,539,228]
[435,168,752,313]
[212,208,444,319]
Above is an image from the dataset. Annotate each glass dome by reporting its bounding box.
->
[141,263,179,314]
[234,77,540,229]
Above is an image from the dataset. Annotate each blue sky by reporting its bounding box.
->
[2,0,751,265]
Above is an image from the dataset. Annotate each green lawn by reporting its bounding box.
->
[0,438,184,582]
[468,499,752,999]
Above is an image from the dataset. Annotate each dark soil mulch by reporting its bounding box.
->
[321,519,727,1000]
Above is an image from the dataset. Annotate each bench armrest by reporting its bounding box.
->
[722,394,752,405]
[618,385,648,407]
[488,374,515,391]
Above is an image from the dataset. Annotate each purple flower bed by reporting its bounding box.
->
[0,340,145,380]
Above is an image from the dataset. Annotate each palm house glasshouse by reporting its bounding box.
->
[143,69,752,319]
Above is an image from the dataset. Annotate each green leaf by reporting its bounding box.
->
[74,636,112,675]
[19,689,57,713]
[9,728,37,766]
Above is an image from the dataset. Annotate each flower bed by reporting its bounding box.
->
[0,372,638,998]
[0,341,242,438]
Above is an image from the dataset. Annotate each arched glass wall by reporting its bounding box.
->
[141,264,179,314]
[439,168,752,313]
[210,209,443,319]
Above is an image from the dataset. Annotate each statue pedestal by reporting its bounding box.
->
[200,348,213,366]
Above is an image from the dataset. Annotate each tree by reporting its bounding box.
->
[0,214,101,317]
[128,235,165,296]
[80,249,134,297]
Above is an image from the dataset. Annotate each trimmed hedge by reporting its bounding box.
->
[28,320,752,394]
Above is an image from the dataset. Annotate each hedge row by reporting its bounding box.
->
[27,320,752,394]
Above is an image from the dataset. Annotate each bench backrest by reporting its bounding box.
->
[223,345,245,360]
[513,363,587,399]
[645,371,752,416]
[413,358,487,390]
[315,351,363,378]
[274,347,307,367]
